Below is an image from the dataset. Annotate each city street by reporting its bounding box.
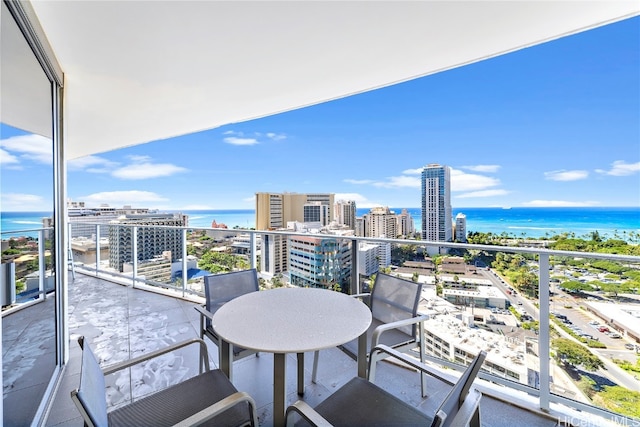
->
[481,269,640,392]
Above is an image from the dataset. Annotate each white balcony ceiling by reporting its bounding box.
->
[25,1,640,159]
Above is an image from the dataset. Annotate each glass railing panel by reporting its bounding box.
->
[545,253,640,420]
[1,228,52,307]
[64,221,640,423]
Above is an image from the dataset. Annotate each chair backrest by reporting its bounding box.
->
[370,273,422,336]
[71,336,109,427]
[204,269,259,328]
[431,350,487,427]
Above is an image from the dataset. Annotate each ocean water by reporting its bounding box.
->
[2,207,639,241]
[179,207,640,240]
[0,211,52,238]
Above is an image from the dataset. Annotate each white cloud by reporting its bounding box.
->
[0,134,52,164]
[112,162,187,180]
[223,137,259,146]
[544,169,588,181]
[450,168,500,192]
[1,193,45,209]
[595,160,640,176]
[456,189,510,198]
[68,155,118,172]
[81,191,169,205]
[222,130,286,145]
[266,133,286,141]
[373,175,421,188]
[460,165,501,173]
[522,200,600,207]
[335,193,381,208]
[346,166,502,192]
[402,168,424,175]
[0,148,20,166]
[344,178,375,185]
[127,154,152,163]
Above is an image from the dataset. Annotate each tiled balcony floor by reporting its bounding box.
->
[43,273,567,426]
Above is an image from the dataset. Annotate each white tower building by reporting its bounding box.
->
[421,164,452,253]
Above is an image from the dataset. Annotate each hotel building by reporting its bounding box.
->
[334,199,357,229]
[421,164,452,252]
[108,213,188,272]
[423,316,526,384]
[455,212,467,243]
[288,227,352,290]
[362,206,398,238]
[397,208,416,237]
[256,192,335,230]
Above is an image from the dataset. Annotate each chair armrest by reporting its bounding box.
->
[435,387,482,427]
[194,304,215,322]
[102,338,210,375]
[351,292,371,306]
[351,292,370,299]
[368,344,451,385]
[173,391,258,427]
[371,314,429,348]
[285,400,333,427]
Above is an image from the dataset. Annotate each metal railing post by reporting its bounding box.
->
[181,228,188,296]
[250,232,257,270]
[95,224,101,276]
[38,229,45,300]
[351,237,359,295]
[132,226,138,288]
[538,252,551,412]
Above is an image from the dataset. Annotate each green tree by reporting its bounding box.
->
[553,338,604,371]
[560,280,593,293]
[596,386,640,418]
[271,274,284,288]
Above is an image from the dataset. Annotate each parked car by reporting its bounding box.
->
[598,326,610,333]
[609,332,622,339]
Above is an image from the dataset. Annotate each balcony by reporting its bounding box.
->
[40,273,563,427]
[4,224,639,426]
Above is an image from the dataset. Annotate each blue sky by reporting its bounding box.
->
[1,16,639,212]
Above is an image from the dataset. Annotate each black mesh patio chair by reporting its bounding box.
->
[71,336,258,427]
[287,345,486,427]
[195,269,260,361]
[312,272,428,395]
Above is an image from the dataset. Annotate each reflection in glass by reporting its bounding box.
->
[1,1,56,424]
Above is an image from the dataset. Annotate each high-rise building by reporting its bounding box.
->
[108,213,188,272]
[421,164,452,250]
[455,212,467,243]
[363,206,398,238]
[288,231,352,290]
[46,201,166,239]
[334,200,357,229]
[255,192,334,230]
[261,234,288,276]
[303,201,329,225]
[397,208,415,237]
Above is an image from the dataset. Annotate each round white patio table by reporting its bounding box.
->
[212,287,372,427]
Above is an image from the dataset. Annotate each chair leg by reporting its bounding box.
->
[311,350,319,384]
[470,407,481,427]
[297,353,304,395]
